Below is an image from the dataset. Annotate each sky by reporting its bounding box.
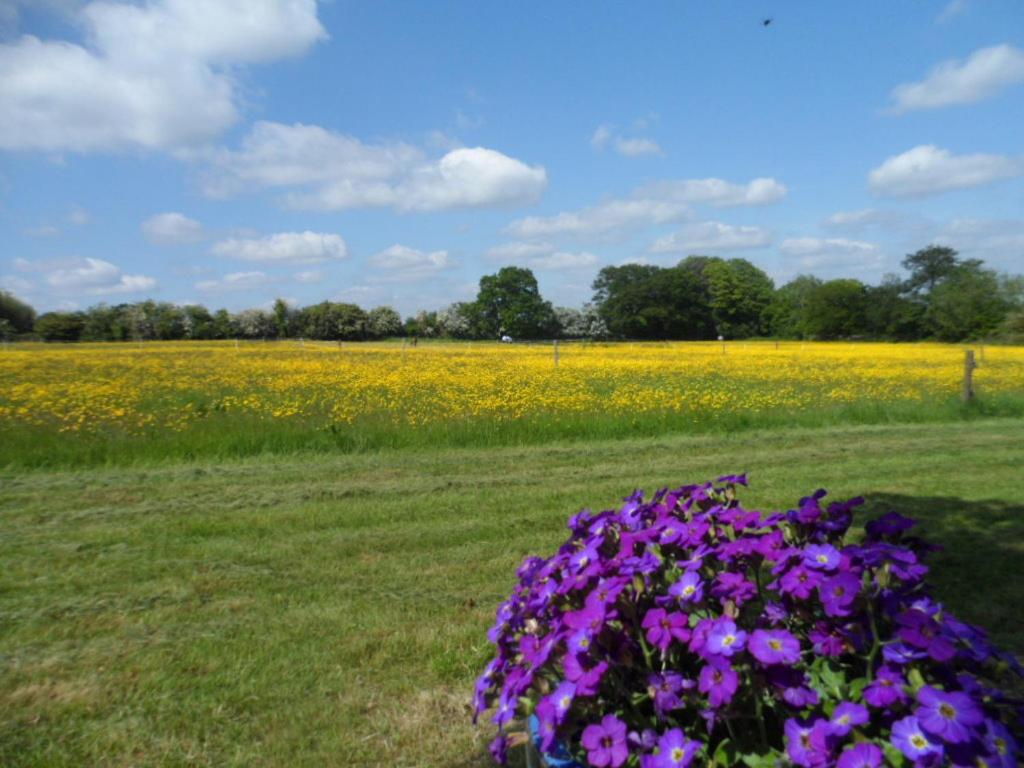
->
[1,0,1023,316]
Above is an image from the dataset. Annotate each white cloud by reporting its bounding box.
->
[936,0,968,24]
[368,244,452,282]
[638,177,787,207]
[67,205,89,225]
[43,256,156,294]
[507,197,692,240]
[649,221,772,253]
[822,208,932,236]
[868,144,1023,197]
[294,269,322,284]
[933,218,1024,268]
[204,121,547,212]
[142,212,205,245]
[0,0,326,152]
[483,241,598,271]
[589,123,663,157]
[614,137,663,157]
[0,274,34,294]
[528,251,599,271]
[778,238,882,271]
[212,231,348,264]
[196,270,269,292]
[506,176,784,241]
[485,241,558,261]
[890,45,1024,112]
[24,224,61,238]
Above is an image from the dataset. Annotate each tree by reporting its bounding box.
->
[901,246,960,297]
[436,303,474,339]
[474,266,556,339]
[0,290,36,333]
[701,258,775,338]
[764,275,822,338]
[35,311,85,342]
[300,302,367,340]
[803,279,869,340]
[929,267,1009,341]
[273,298,293,338]
[366,306,403,339]
[182,305,214,339]
[555,304,609,339]
[591,264,713,339]
[211,309,234,339]
[233,308,276,339]
[863,275,924,340]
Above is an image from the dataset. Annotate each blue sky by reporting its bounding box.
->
[1,0,1022,315]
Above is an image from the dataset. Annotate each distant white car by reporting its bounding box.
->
[500,335,513,343]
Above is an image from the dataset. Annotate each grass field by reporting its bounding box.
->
[3,419,1023,767]
[2,340,1024,467]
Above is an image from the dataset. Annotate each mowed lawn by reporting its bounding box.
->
[2,420,1023,767]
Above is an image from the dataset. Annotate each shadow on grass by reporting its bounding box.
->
[860,493,1024,653]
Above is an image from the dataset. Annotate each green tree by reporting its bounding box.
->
[0,290,36,333]
[901,245,960,297]
[929,267,1010,341]
[591,264,713,339]
[863,275,924,340]
[474,266,556,339]
[273,298,292,338]
[701,258,775,338]
[366,306,403,339]
[764,275,822,338]
[211,309,234,339]
[803,279,869,340]
[35,311,86,342]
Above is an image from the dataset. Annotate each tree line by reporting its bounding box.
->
[2,246,1022,344]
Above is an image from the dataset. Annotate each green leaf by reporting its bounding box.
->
[713,738,737,767]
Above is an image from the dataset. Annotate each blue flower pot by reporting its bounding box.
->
[527,715,585,768]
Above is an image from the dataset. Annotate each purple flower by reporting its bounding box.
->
[749,629,801,666]
[892,716,943,762]
[836,742,883,768]
[534,699,559,753]
[564,654,608,697]
[883,642,929,665]
[581,714,629,768]
[916,686,984,744]
[698,657,738,708]
[785,718,832,767]
[711,572,757,606]
[818,572,860,617]
[648,672,689,716]
[649,728,701,768]
[489,733,509,764]
[865,511,915,540]
[864,665,908,708]
[779,565,822,600]
[828,701,869,736]
[804,544,841,570]
[705,618,747,657]
[983,720,1018,768]
[642,608,691,653]
[544,680,575,725]
[668,571,703,604]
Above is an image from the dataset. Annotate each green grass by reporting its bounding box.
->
[2,419,1024,766]
[4,392,1024,469]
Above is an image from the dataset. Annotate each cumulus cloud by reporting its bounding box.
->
[204,121,547,212]
[196,270,269,292]
[890,44,1024,112]
[368,244,452,282]
[42,256,156,294]
[778,237,883,272]
[0,0,326,152]
[212,231,348,264]
[933,218,1024,269]
[294,269,322,284]
[936,0,968,24]
[142,212,206,245]
[868,144,1023,197]
[590,123,663,157]
[822,208,932,236]
[485,241,559,261]
[638,177,787,207]
[506,197,692,240]
[649,221,771,253]
[483,241,599,271]
[527,251,599,271]
[67,205,90,225]
[505,176,785,241]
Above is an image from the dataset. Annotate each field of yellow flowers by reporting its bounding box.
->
[1,340,1022,466]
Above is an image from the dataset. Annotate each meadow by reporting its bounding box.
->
[2,421,1023,767]
[2,339,1024,467]
[3,341,1024,766]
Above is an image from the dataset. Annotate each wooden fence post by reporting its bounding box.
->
[962,350,977,402]
[554,339,559,368]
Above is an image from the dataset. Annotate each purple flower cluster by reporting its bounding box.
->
[475,476,1023,767]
